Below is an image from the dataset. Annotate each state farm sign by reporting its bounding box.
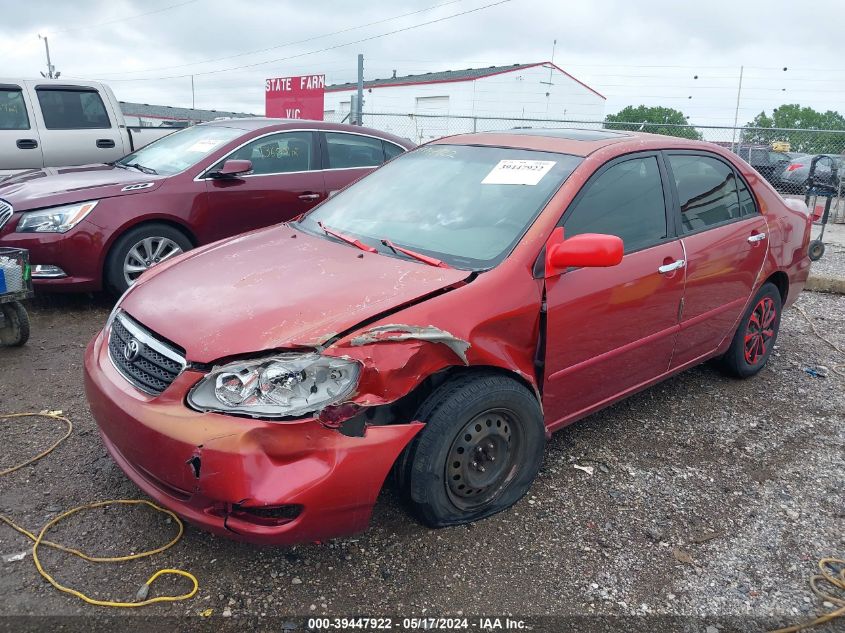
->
[265,74,325,120]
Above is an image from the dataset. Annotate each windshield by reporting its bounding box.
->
[116,125,243,176]
[298,144,582,269]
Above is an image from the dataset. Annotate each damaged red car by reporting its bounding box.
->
[84,129,812,545]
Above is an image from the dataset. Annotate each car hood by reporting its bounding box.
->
[0,164,165,211]
[120,226,471,364]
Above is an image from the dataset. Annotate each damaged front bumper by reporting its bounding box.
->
[83,331,422,545]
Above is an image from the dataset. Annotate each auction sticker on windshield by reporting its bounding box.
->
[482,159,556,185]
[186,139,225,153]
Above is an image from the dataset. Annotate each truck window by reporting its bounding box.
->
[36,88,111,130]
[0,88,30,130]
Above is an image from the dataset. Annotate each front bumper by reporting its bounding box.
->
[0,219,103,291]
[83,330,422,545]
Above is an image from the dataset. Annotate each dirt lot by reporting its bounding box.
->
[1,290,843,633]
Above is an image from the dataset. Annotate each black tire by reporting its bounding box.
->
[396,372,545,528]
[105,223,192,296]
[0,301,30,347]
[718,282,782,378]
[808,239,825,261]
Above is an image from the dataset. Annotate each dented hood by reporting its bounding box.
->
[120,226,470,363]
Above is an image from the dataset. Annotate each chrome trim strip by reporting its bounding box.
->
[193,128,404,182]
[115,312,186,370]
[107,311,186,396]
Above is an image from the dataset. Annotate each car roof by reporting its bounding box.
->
[199,117,414,147]
[431,128,710,157]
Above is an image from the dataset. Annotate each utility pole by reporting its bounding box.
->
[356,53,364,126]
[191,75,195,110]
[38,34,59,79]
[730,65,744,152]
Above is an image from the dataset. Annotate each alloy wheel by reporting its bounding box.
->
[122,236,183,287]
[744,296,776,365]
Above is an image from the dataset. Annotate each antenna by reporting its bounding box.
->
[38,34,59,79]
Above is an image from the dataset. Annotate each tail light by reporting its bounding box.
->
[786,164,803,172]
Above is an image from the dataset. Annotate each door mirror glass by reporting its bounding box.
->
[210,159,252,179]
[545,227,623,276]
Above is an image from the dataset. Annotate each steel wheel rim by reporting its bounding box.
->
[445,409,522,511]
[122,237,183,287]
[744,297,776,365]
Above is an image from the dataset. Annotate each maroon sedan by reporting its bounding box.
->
[84,128,812,546]
[0,119,412,294]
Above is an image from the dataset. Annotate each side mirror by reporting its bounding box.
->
[544,227,623,277]
[209,159,252,179]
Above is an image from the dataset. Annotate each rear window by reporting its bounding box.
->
[0,89,29,130]
[36,88,111,130]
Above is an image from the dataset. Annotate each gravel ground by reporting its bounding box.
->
[0,289,843,633]
[810,221,845,281]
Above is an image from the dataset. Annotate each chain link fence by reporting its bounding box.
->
[327,111,845,223]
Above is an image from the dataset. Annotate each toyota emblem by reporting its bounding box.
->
[123,338,141,362]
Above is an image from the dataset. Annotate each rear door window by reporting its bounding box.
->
[36,88,111,129]
[0,88,30,130]
[738,178,758,216]
[325,132,385,168]
[667,154,741,233]
[563,155,668,253]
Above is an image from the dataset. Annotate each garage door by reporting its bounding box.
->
[415,96,449,141]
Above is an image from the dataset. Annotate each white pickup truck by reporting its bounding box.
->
[0,79,177,178]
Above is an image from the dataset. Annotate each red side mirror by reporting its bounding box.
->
[545,227,623,277]
[211,159,253,179]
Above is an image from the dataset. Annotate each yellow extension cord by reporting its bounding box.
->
[0,411,198,608]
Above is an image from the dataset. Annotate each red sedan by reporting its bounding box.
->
[0,119,412,294]
[84,128,812,545]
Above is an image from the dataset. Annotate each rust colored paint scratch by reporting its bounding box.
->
[349,324,470,364]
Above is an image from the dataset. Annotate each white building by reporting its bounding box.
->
[323,62,606,142]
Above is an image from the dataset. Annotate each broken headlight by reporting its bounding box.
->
[187,353,360,419]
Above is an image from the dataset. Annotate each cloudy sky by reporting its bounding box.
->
[1,0,842,128]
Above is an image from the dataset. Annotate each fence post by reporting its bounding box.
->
[472,117,477,133]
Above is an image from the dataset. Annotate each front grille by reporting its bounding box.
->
[0,200,12,231]
[108,311,186,395]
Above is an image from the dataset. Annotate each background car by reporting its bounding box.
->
[736,145,792,187]
[779,153,843,194]
[0,118,413,294]
[84,128,812,545]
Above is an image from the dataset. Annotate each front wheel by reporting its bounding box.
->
[105,223,192,296]
[718,282,782,378]
[396,373,545,527]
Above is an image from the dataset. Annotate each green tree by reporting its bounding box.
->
[741,104,845,154]
[604,105,702,140]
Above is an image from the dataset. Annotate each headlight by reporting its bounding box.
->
[188,353,360,419]
[17,200,98,233]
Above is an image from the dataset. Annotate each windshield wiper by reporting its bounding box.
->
[380,238,449,268]
[317,221,377,253]
[123,162,157,175]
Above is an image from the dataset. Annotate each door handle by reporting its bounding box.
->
[16,139,38,150]
[747,232,767,243]
[96,139,116,148]
[298,192,321,201]
[658,259,685,274]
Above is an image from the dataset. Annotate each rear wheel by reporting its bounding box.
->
[105,223,192,296]
[719,282,782,378]
[396,373,545,527]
